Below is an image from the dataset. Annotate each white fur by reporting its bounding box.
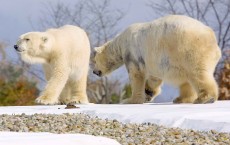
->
[93,15,221,104]
[16,25,90,105]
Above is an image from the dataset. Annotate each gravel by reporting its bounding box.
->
[0,113,229,145]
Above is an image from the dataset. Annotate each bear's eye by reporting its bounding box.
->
[107,62,115,67]
[25,38,30,42]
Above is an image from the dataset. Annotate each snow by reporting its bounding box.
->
[0,132,121,145]
[0,101,230,144]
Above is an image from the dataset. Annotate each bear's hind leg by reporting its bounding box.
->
[68,74,89,104]
[189,73,218,104]
[59,81,71,104]
[173,82,197,103]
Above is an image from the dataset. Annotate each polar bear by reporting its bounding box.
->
[14,25,90,105]
[92,15,221,104]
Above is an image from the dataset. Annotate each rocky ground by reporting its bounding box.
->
[0,113,229,145]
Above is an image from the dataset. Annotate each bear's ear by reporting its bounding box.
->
[41,36,48,43]
[95,47,103,53]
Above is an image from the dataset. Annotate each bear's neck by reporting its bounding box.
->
[105,39,124,66]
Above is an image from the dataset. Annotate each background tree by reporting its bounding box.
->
[147,0,230,100]
[0,42,6,60]
[218,61,230,100]
[87,78,121,104]
[35,0,126,104]
[38,0,124,47]
[0,42,39,106]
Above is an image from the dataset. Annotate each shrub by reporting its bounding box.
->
[218,61,230,100]
[121,84,132,100]
[0,62,39,106]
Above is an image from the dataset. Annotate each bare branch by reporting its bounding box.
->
[0,42,6,60]
[222,22,230,49]
[166,0,177,14]
[180,0,192,17]
[210,0,222,46]
[146,1,169,16]
[197,0,210,25]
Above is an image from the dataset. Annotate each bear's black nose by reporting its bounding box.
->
[93,70,102,77]
[14,45,18,50]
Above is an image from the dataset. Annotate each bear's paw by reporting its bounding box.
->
[35,95,59,105]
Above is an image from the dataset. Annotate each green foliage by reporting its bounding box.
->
[0,62,39,106]
[122,84,132,100]
[107,84,132,104]
[110,93,120,104]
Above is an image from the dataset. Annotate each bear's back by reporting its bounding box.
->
[44,25,90,69]
[45,25,90,51]
[146,15,217,52]
[152,15,210,30]
[46,25,87,40]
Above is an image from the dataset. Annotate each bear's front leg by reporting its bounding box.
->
[36,64,70,105]
[122,67,146,104]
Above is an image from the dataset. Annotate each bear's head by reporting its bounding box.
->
[92,43,121,77]
[14,32,53,64]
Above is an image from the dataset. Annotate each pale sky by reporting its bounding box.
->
[0,0,152,46]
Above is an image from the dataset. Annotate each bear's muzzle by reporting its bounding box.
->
[14,45,24,52]
[93,70,102,77]
[14,45,19,51]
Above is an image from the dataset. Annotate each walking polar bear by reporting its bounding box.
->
[14,25,90,105]
[92,15,221,104]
